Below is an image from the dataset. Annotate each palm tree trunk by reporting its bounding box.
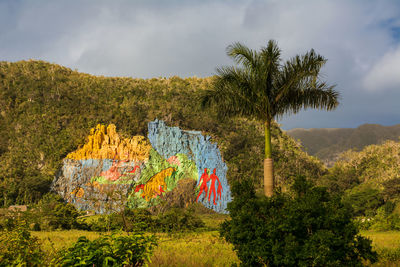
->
[264,120,274,197]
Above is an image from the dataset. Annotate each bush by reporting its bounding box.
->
[122,208,155,232]
[342,184,384,217]
[0,226,45,266]
[156,208,205,233]
[59,233,157,266]
[28,193,81,230]
[368,206,400,231]
[221,176,378,266]
[0,217,17,231]
[86,209,155,232]
[87,215,122,232]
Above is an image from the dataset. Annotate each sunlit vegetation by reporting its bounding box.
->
[0,60,324,206]
[1,59,400,266]
[287,124,400,166]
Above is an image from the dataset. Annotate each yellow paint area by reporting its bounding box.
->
[142,167,176,201]
[71,187,85,198]
[86,181,101,191]
[67,124,151,161]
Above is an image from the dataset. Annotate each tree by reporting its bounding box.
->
[201,40,339,196]
[220,176,377,266]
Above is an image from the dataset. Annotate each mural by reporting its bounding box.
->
[51,120,231,213]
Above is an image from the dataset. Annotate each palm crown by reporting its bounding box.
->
[201,40,339,196]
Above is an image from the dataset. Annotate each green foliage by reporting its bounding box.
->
[356,205,400,231]
[59,233,157,266]
[342,184,384,217]
[287,123,400,166]
[86,209,154,232]
[201,40,337,195]
[0,226,45,266]
[319,165,360,194]
[34,193,80,230]
[156,208,205,233]
[0,193,82,231]
[201,40,338,123]
[383,178,400,201]
[87,215,121,232]
[220,176,377,266]
[0,60,326,205]
[85,208,205,233]
[328,141,400,190]
[376,247,400,263]
[123,208,155,232]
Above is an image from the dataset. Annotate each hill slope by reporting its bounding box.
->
[287,124,400,165]
[0,60,325,206]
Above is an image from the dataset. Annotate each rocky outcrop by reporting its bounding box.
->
[52,120,231,214]
[66,124,151,161]
[148,119,231,213]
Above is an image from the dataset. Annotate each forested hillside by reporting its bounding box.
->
[319,140,400,221]
[287,123,400,165]
[0,60,325,206]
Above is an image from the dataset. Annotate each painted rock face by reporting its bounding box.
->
[51,120,231,214]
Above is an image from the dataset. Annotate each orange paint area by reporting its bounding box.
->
[167,155,181,166]
[71,187,85,198]
[66,124,151,161]
[138,167,176,201]
[99,160,131,182]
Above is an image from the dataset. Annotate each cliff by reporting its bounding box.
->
[51,120,231,213]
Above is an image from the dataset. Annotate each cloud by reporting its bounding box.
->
[1,0,400,129]
[363,45,400,91]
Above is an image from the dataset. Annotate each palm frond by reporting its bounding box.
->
[273,49,328,103]
[226,42,259,71]
[200,39,339,123]
[273,81,339,119]
[201,66,267,120]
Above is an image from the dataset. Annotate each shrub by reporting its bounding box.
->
[0,217,17,231]
[122,208,155,232]
[383,178,400,201]
[156,208,205,232]
[85,209,154,232]
[221,176,378,266]
[0,226,45,266]
[31,192,80,230]
[59,232,157,266]
[87,214,122,232]
[342,184,384,217]
[368,206,400,231]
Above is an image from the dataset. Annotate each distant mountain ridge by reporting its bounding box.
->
[286,123,400,166]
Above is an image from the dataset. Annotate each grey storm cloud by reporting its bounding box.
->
[1,0,400,129]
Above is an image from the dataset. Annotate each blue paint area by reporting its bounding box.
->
[52,158,138,213]
[148,119,231,213]
[53,120,231,214]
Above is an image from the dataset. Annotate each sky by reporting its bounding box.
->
[1,0,400,130]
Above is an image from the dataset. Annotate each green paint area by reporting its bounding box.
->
[91,175,136,185]
[127,149,198,209]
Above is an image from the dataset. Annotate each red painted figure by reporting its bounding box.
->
[128,165,140,174]
[134,184,144,192]
[196,168,209,202]
[208,168,221,205]
[217,181,223,202]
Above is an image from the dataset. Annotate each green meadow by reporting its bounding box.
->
[29,217,400,266]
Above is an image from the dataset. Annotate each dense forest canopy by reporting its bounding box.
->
[0,60,325,206]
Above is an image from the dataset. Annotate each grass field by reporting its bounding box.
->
[31,230,238,266]
[29,215,400,266]
[361,231,400,266]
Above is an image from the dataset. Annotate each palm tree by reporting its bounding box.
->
[201,40,339,197]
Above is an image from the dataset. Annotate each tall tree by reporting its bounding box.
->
[201,40,339,197]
